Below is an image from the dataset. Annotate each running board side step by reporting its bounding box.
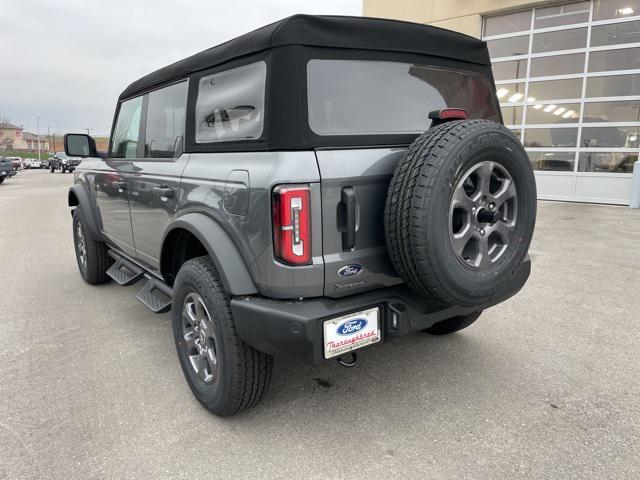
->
[106,250,173,314]
[136,276,173,314]
[107,252,145,286]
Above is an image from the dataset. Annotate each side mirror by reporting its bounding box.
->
[64,133,97,158]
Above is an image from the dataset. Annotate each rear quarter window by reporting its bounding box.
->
[195,61,267,143]
[307,59,499,136]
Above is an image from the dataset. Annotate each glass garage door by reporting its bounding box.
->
[483,0,640,204]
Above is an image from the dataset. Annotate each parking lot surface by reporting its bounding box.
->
[1,169,639,479]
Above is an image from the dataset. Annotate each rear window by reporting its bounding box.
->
[307,60,499,136]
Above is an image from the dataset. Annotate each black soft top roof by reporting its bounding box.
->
[119,14,491,100]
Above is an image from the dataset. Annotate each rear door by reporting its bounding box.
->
[129,81,189,269]
[95,96,143,258]
[308,59,500,297]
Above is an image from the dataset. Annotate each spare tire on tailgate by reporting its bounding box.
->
[384,120,536,307]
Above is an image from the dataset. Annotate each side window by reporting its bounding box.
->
[195,61,266,143]
[111,96,142,158]
[144,81,188,158]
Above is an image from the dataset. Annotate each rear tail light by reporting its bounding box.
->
[273,185,311,265]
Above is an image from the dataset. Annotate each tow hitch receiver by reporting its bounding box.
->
[337,351,358,367]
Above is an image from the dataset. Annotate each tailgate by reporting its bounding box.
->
[315,148,406,298]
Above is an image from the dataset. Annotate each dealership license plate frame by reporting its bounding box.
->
[323,307,381,359]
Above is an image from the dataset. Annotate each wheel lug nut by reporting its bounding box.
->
[480,228,485,236]
[489,203,495,210]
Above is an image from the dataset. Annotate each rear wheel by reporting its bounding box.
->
[424,311,482,335]
[0,177,4,184]
[172,256,273,416]
[72,209,112,284]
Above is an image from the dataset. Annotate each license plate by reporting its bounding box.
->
[323,307,380,359]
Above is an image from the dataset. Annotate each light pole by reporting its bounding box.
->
[50,119,61,154]
[35,112,43,162]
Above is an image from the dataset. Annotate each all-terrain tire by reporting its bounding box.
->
[424,311,482,335]
[72,208,113,284]
[384,120,536,306]
[172,256,273,416]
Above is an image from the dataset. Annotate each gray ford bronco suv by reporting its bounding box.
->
[65,15,536,416]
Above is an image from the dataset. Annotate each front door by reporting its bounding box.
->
[129,81,189,269]
[95,95,144,257]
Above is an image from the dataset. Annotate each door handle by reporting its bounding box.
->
[152,186,174,198]
[340,186,357,251]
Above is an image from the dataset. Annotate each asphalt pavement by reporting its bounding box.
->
[1,169,639,479]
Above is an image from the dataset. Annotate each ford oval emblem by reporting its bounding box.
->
[337,318,368,336]
[338,264,363,277]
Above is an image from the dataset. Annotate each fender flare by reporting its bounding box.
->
[161,213,258,296]
[68,185,100,237]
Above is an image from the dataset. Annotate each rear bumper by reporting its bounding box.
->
[231,257,531,365]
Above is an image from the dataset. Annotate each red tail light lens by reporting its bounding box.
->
[436,108,467,120]
[273,185,311,265]
[428,108,467,126]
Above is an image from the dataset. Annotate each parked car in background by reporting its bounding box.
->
[51,152,81,173]
[0,157,16,183]
[41,158,51,169]
[6,157,23,170]
[30,159,42,169]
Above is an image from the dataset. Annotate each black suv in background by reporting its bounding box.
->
[0,157,16,183]
[63,15,536,416]
[50,152,81,173]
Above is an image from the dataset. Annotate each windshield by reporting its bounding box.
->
[307,60,499,136]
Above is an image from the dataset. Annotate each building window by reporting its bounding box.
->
[483,0,640,185]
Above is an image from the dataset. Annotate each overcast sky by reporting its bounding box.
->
[1,0,362,136]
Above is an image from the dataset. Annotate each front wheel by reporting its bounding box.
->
[72,209,112,284]
[172,256,273,416]
[424,311,482,335]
